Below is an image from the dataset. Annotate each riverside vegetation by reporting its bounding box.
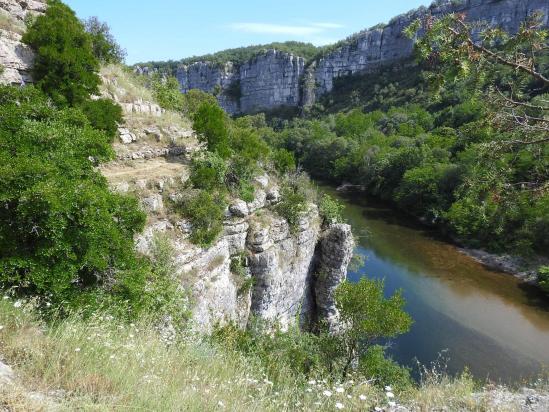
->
[1,1,548,410]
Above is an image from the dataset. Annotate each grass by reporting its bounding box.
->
[1,299,545,411]
[100,64,155,103]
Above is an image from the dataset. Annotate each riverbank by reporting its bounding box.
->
[335,184,547,288]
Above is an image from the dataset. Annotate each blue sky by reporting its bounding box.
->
[64,0,432,64]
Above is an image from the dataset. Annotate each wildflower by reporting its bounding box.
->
[359,394,367,401]
[306,388,313,393]
[13,301,22,308]
[308,379,317,385]
[347,395,352,399]
[384,386,392,392]
[335,402,344,409]
[386,391,395,398]
[74,348,81,352]
[0,326,4,331]
[217,400,225,408]
[374,408,382,412]
[336,387,345,393]
[388,401,396,407]
[323,390,333,397]
[3,296,8,299]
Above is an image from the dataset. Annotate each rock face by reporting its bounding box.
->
[312,0,549,97]
[176,50,304,115]
[135,178,354,332]
[175,0,549,114]
[0,0,46,85]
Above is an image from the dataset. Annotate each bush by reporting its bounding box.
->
[360,345,413,391]
[80,98,123,139]
[275,175,313,232]
[151,75,186,111]
[178,190,226,247]
[319,194,345,225]
[272,148,296,174]
[189,152,228,191]
[539,266,549,295]
[0,86,146,308]
[193,102,231,158]
[23,0,100,106]
[84,16,126,64]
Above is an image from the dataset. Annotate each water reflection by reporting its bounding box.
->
[324,187,549,383]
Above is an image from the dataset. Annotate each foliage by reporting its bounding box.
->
[360,345,413,390]
[272,148,296,174]
[189,152,228,191]
[539,266,549,295]
[193,102,231,158]
[0,85,146,310]
[176,190,226,247]
[334,278,413,378]
[275,175,312,232]
[138,41,321,74]
[22,0,100,106]
[79,98,123,139]
[150,74,186,111]
[319,194,345,225]
[84,16,126,64]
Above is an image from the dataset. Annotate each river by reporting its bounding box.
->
[323,186,549,384]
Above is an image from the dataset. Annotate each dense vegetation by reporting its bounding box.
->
[261,15,549,260]
[137,41,321,74]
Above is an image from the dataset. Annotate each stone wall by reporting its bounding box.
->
[175,0,549,114]
[0,0,46,85]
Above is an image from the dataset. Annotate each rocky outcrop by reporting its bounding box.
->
[0,0,46,85]
[313,0,549,96]
[174,0,549,114]
[176,50,304,115]
[313,224,355,331]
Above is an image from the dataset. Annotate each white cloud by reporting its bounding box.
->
[228,22,344,38]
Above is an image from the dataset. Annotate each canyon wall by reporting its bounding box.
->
[0,0,46,85]
[174,0,549,114]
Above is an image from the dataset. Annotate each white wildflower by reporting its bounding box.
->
[375,408,382,412]
[335,402,344,410]
[386,392,395,398]
[13,301,22,308]
[385,386,392,392]
[74,347,81,352]
[388,401,396,407]
[336,387,345,393]
[323,390,333,397]
[308,379,317,385]
[359,394,367,401]
[0,326,4,331]
[347,395,352,399]
[306,388,313,393]
[217,400,225,408]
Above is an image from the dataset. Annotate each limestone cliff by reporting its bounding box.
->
[0,0,46,85]
[173,0,549,114]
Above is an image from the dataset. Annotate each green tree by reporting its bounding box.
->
[22,0,100,106]
[84,16,126,64]
[193,102,231,158]
[0,86,146,307]
[334,278,413,378]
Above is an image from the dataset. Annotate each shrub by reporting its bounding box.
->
[79,98,123,139]
[151,75,186,111]
[84,16,126,64]
[539,266,549,295]
[189,152,228,191]
[23,0,100,106]
[360,345,413,391]
[178,190,226,247]
[275,175,313,232]
[0,86,146,308]
[319,194,345,225]
[272,148,296,174]
[193,102,231,158]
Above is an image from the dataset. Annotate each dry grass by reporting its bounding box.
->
[0,11,25,34]
[0,300,543,411]
[100,64,154,103]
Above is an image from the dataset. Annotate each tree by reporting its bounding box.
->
[334,278,413,378]
[84,16,126,64]
[405,12,549,146]
[22,0,100,106]
[193,102,231,158]
[0,86,146,306]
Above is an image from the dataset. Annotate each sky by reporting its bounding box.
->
[64,0,432,64]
